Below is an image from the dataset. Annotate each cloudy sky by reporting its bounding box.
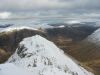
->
[0,0,99,12]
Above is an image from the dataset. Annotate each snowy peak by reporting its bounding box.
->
[16,35,65,60]
[8,35,93,75]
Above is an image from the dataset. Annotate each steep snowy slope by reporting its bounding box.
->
[8,35,93,75]
[0,63,34,75]
[87,28,100,44]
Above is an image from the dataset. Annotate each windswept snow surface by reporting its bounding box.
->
[0,63,34,75]
[8,35,93,75]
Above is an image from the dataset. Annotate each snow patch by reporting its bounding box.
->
[58,25,65,28]
[1,26,38,32]
[66,20,81,24]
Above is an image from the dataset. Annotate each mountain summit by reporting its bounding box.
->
[8,35,93,75]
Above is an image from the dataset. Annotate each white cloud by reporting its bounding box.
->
[0,12,11,19]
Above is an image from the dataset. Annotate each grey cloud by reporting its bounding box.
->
[0,0,100,13]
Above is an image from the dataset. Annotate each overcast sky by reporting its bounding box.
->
[0,0,99,13]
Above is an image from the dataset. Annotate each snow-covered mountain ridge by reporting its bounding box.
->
[0,26,39,32]
[6,35,93,75]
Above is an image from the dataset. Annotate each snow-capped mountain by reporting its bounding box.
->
[86,28,100,44]
[7,35,93,75]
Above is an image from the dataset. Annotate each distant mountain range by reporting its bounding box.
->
[0,22,100,75]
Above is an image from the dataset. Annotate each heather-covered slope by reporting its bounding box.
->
[65,28,100,75]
